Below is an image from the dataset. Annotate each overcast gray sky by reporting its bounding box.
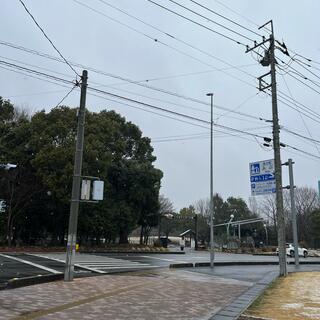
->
[1,0,320,210]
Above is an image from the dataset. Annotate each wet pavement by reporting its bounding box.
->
[0,262,319,319]
[0,268,251,320]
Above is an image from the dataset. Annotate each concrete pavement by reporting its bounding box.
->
[1,260,319,319]
[0,268,252,320]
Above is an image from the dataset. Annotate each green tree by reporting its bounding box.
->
[0,101,162,246]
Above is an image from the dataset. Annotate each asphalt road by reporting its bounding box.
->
[1,249,320,287]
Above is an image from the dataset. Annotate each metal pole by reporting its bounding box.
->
[64,70,88,281]
[264,224,268,246]
[207,93,214,268]
[194,214,198,250]
[288,159,299,266]
[158,215,161,240]
[238,224,241,241]
[270,22,287,276]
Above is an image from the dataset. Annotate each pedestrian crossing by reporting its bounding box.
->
[27,253,157,274]
[74,258,157,273]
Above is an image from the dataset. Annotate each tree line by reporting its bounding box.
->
[1,97,319,249]
[0,98,162,246]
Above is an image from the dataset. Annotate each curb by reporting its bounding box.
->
[3,273,64,290]
[169,263,193,268]
[170,260,320,269]
[209,271,278,320]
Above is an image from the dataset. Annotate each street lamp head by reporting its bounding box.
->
[230,214,234,219]
[206,93,213,97]
[0,163,17,170]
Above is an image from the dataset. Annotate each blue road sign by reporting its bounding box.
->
[249,159,276,196]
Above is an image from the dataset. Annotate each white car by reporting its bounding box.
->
[276,243,308,258]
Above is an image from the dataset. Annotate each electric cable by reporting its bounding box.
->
[145,0,247,46]
[2,59,320,161]
[188,0,263,38]
[73,0,257,88]
[18,0,80,78]
[167,0,255,42]
[53,84,78,109]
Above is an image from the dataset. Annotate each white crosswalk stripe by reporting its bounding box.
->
[27,253,157,274]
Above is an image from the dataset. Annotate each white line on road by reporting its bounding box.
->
[26,253,106,274]
[0,253,61,274]
[98,265,158,269]
[138,255,187,263]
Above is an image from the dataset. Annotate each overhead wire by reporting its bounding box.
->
[0,53,265,124]
[0,43,268,123]
[18,0,80,78]
[188,0,263,38]
[53,84,78,109]
[145,0,247,46]
[280,74,320,155]
[73,0,258,88]
[72,0,215,68]
[166,0,255,42]
[2,59,320,161]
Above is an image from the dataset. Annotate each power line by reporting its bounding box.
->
[53,84,78,109]
[285,143,320,161]
[72,0,214,68]
[167,0,255,42]
[2,59,319,161]
[277,90,320,120]
[18,0,80,78]
[0,53,263,124]
[282,127,320,145]
[0,43,265,123]
[0,60,74,86]
[293,59,320,82]
[188,0,262,38]
[73,0,257,88]
[106,64,257,84]
[287,72,320,95]
[277,94,320,126]
[280,75,320,155]
[286,48,320,66]
[213,0,259,29]
[0,53,267,126]
[215,92,258,121]
[145,0,247,46]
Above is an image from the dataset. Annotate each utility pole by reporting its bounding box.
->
[206,93,214,268]
[246,20,287,276]
[64,70,88,282]
[286,159,299,266]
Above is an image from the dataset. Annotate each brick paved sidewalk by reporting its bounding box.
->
[0,269,252,320]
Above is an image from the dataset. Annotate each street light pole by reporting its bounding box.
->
[263,223,268,246]
[207,93,214,268]
[227,214,234,242]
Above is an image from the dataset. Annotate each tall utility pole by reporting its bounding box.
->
[286,159,299,266]
[246,20,287,276]
[65,70,88,282]
[207,93,214,268]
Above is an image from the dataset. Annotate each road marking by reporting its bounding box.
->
[98,265,158,269]
[139,255,187,263]
[0,253,61,274]
[26,253,106,274]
